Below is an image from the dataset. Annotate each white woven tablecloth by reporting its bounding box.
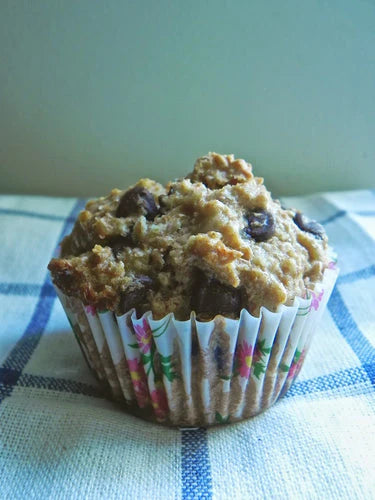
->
[0,190,374,499]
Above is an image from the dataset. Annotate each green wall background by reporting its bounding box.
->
[1,0,374,198]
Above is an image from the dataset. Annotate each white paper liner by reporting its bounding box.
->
[56,266,339,427]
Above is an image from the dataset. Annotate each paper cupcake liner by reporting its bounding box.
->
[55,265,338,427]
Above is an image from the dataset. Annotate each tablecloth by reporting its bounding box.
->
[0,190,374,500]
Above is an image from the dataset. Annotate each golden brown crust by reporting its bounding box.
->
[49,152,330,318]
[49,245,128,311]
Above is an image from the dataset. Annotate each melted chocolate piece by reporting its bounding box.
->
[109,234,134,258]
[53,266,75,292]
[191,273,242,318]
[137,275,154,288]
[243,210,275,242]
[116,186,158,220]
[293,212,324,240]
[119,275,154,315]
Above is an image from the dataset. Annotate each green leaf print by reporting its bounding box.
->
[152,316,172,338]
[128,342,139,349]
[141,353,152,365]
[279,363,290,373]
[297,306,310,317]
[293,350,302,363]
[256,339,272,356]
[215,412,230,424]
[253,361,266,380]
[160,354,178,382]
[141,347,156,376]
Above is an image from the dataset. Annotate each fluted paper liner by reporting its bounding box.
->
[55,266,338,427]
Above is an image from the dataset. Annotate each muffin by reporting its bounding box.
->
[48,153,338,426]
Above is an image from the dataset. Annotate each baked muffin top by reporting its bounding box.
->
[48,153,329,320]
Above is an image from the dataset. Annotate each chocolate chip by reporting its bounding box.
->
[119,275,154,315]
[48,259,81,296]
[243,210,275,242]
[191,273,242,318]
[116,186,159,220]
[137,275,154,288]
[293,212,325,239]
[51,265,75,293]
[109,235,134,258]
[120,288,147,316]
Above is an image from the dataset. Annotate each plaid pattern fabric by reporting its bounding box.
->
[0,191,374,500]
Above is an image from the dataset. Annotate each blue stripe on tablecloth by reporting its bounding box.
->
[18,372,102,397]
[329,287,375,385]
[356,210,375,216]
[0,367,101,397]
[320,210,347,225]
[0,207,76,223]
[286,365,372,397]
[0,362,371,401]
[0,282,55,297]
[181,428,212,500]
[337,265,375,285]
[1,284,56,373]
[318,209,375,226]
[0,199,85,403]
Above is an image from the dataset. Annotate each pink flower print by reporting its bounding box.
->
[328,261,337,270]
[288,350,306,380]
[128,357,149,408]
[310,290,324,311]
[134,318,153,354]
[85,305,97,316]
[128,357,143,372]
[236,341,253,378]
[288,360,299,379]
[150,385,169,419]
[295,350,306,378]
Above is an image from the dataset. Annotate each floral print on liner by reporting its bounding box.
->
[128,316,174,419]
[57,261,338,426]
[150,384,169,419]
[235,340,253,378]
[310,290,324,311]
[287,349,306,380]
[279,349,307,383]
[85,305,97,316]
[127,357,149,408]
[215,412,230,424]
[252,339,272,379]
[235,338,271,380]
[328,260,338,270]
[298,287,324,316]
[133,318,152,354]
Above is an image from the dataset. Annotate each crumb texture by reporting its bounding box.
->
[48,153,329,319]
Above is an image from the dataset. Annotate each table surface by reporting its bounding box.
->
[0,190,374,500]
